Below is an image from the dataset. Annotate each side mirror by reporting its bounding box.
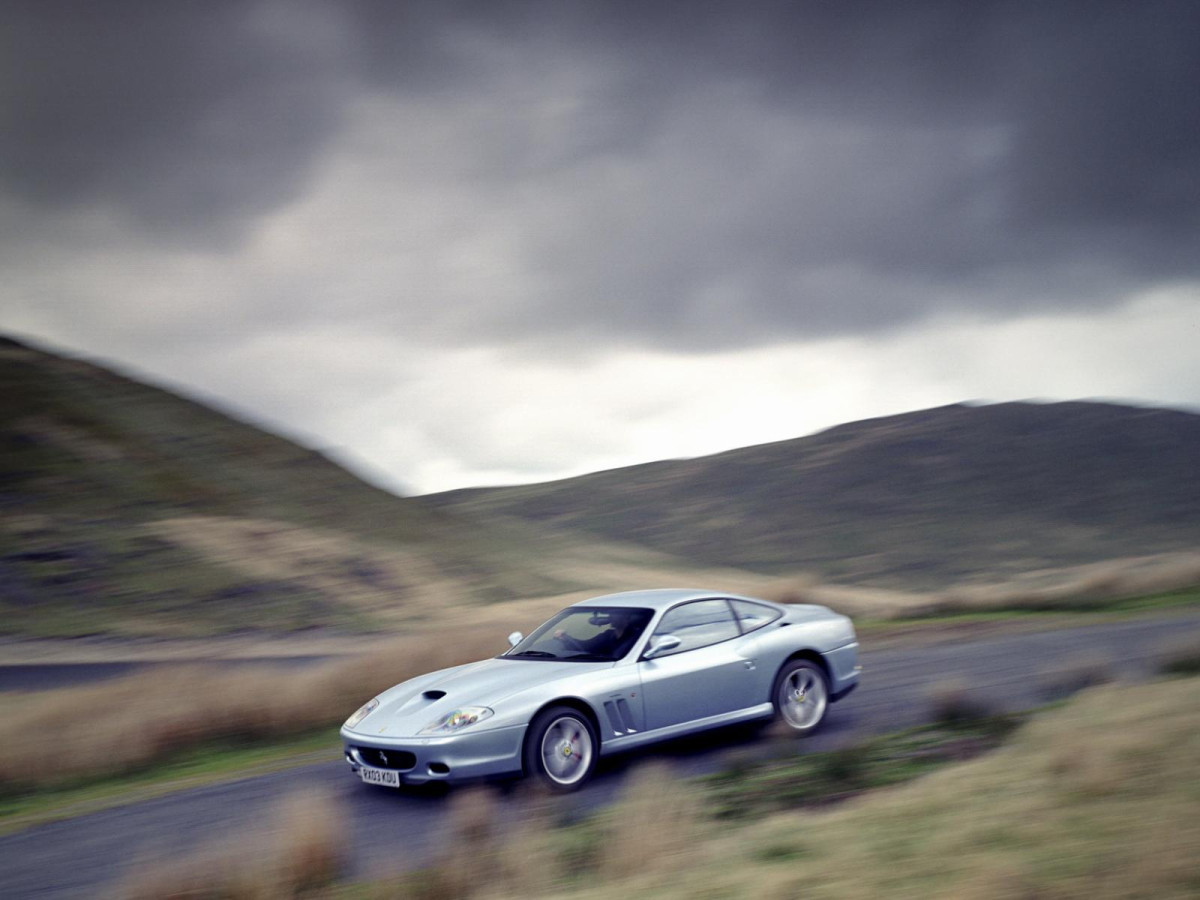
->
[507,631,524,648]
[643,634,681,660]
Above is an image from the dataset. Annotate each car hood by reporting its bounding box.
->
[345,656,612,738]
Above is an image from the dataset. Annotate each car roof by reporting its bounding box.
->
[572,589,761,612]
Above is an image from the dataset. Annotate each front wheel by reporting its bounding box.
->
[524,706,598,792]
[772,659,829,735]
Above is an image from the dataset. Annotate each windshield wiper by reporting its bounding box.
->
[507,649,558,659]
[562,653,612,662]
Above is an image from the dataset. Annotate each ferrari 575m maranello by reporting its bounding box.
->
[341,589,860,792]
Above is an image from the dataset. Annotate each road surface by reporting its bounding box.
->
[2,610,1198,898]
[0,656,339,692]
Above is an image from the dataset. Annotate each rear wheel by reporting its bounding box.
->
[524,706,598,792]
[772,659,829,734]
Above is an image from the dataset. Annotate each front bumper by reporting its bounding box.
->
[340,723,527,785]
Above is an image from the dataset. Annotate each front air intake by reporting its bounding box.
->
[353,746,416,771]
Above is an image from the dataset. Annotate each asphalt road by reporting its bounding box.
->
[0,656,339,692]
[3,610,1198,898]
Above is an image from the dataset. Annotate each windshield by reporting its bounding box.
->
[504,606,653,662]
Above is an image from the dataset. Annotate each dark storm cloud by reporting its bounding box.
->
[2,0,1197,344]
[0,1,355,244]
[478,0,1200,342]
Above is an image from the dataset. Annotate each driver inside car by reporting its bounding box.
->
[554,610,643,659]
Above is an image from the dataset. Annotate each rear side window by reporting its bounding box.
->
[731,599,782,633]
[651,599,740,655]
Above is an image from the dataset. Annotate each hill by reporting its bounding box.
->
[7,335,1197,636]
[0,336,599,637]
[424,401,1200,588]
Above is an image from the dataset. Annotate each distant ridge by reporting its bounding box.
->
[424,400,1200,587]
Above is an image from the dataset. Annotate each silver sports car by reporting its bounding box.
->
[341,589,860,792]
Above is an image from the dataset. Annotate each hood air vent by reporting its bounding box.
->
[422,690,446,701]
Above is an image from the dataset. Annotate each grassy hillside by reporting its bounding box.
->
[0,336,602,636]
[6,334,1197,636]
[425,401,1200,588]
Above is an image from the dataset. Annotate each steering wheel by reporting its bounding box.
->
[554,631,586,651]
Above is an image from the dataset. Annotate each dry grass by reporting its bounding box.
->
[0,586,656,794]
[148,515,475,629]
[925,680,997,726]
[515,677,1200,900]
[146,514,780,634]
[0,563,765,795]
[3,552,1197,797]
[592,761,705,878]
[1,582,689,794]
[407,787,505,900]
[0,627,508,795]
[915,552,1200,618]
[354,677,1200,899]
[377,761,707,899]
[368,785,561,900]
[119,788,347,899]
[1157,632,1200,676]
[767,552,1200,622]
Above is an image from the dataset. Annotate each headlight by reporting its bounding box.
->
[344,698,379,729]
[419,707,494,735]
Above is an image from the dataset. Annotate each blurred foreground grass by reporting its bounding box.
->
[372,675,1200,900]
[705,712,1021,820]
[112,675,1200,898]
[120,787,346,900]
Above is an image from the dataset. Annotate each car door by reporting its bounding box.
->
[638,599,758,731]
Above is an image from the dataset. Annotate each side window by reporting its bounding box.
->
[731,599,782,634]
[651,599,740,656]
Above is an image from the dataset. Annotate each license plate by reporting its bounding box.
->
[360,766,401,788]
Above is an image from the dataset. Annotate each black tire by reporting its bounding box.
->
[771,659,829,735]
[523,705,598,792]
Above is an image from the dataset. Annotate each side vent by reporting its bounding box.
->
[604,701,624,735]
[605,699,638,735]
[616,699,637,733]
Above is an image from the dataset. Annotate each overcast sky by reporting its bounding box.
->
[3,1,1198,494]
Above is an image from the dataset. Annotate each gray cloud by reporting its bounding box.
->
[0,1,351,246]
[2,0,1197,350]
